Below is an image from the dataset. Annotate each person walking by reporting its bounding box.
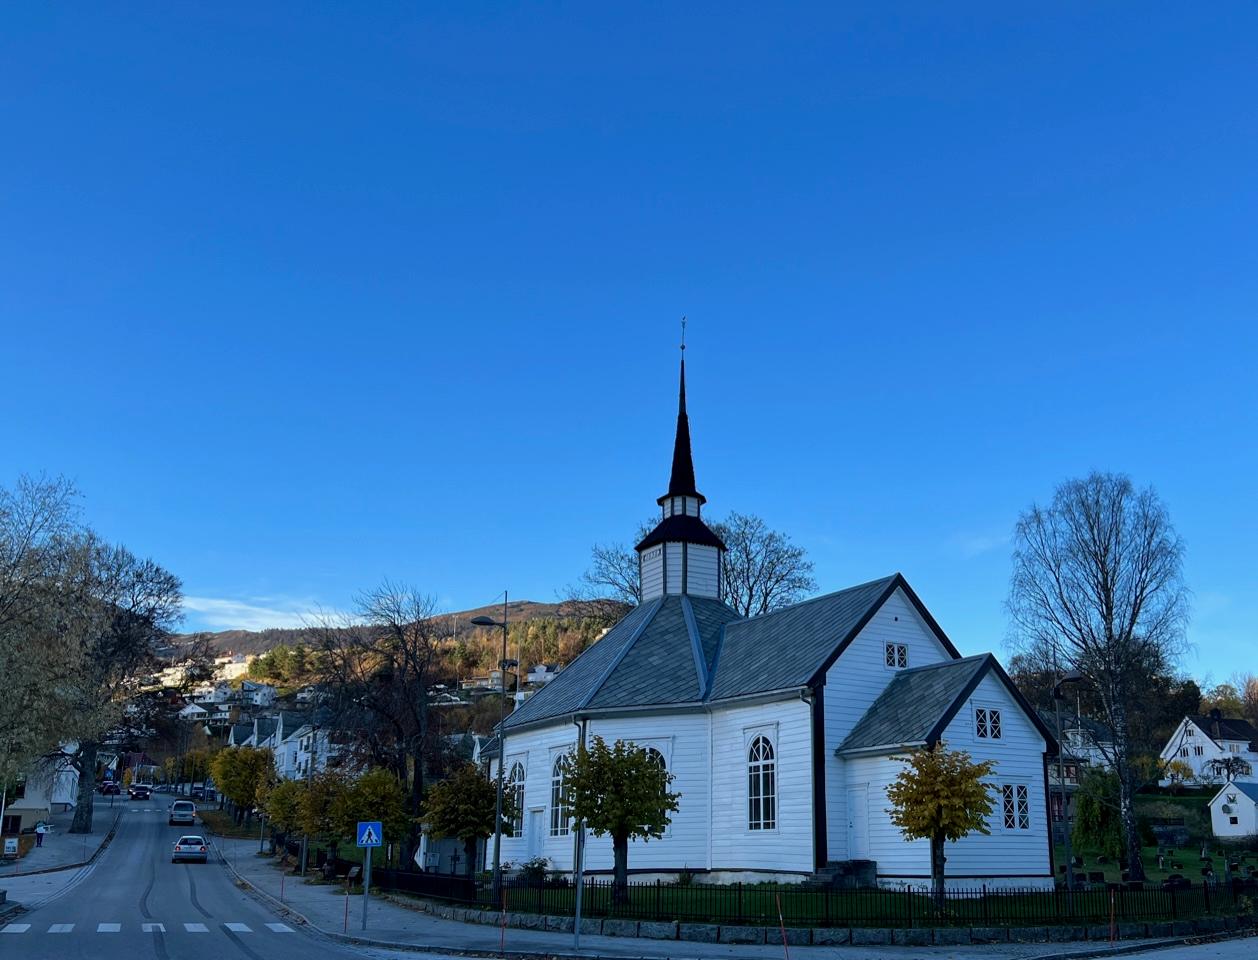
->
[35,822,47,847]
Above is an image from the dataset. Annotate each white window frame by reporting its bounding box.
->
[747,735,777,832]
[506,760,526,839]
[549,752,572,837]
[1000,783,1030,831]
[975,705,1003,741]
[884,642,908,670]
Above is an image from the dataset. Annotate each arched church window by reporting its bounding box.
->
[507,762,525,838]
[747,736,776,831]
[550,754,571,837]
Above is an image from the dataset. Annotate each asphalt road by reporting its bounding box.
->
[0,800,405,960]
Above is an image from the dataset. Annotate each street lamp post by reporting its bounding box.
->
[299,723,319,876]
[1053,669,1085,893]
[472,592,514,902]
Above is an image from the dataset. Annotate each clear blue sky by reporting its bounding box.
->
[2,4,1254,684]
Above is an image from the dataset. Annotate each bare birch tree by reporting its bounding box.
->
[310,582,445,861]
[1008,471,1187,882]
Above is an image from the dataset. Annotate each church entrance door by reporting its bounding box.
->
[527,808,544,860]
[846,786,869,859]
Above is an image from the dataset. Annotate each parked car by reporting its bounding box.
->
[172,835,208,864]
[128,784,152,800]
[190,786,205,801]
[168,800,197,826]
[99,781,120,795]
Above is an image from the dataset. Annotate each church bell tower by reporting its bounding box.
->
[636,345,725,601]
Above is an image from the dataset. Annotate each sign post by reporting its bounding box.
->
[356,820,382,931]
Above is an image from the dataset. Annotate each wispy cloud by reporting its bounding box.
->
[953,530,1010,559]
[183,596,338,632]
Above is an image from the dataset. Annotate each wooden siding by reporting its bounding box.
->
[843,671,1050,885]
[822,588,953,861]
[709,698,814,874]
[665,543,684,594]
[685,544,720,598]
[640,544,665,601]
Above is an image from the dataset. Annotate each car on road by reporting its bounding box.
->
[168,800,197,826]
[172,835,209,864]
[190,786,205,800]
[99,781,120,795]
[128,784,152,800]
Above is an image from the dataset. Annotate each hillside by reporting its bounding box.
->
[179,599,619,661]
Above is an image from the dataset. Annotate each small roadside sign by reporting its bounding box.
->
[2,837,18,857]
[354,821,382,932]
[356,821,382,848]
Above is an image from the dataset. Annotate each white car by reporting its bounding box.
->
[172,835,208,864]
[168,800,197,826]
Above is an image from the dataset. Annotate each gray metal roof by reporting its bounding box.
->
[502,599,663,730]
[708,575,900,701]
[498,573,979,737]
[502,595,744,730]
[837,655,991,753]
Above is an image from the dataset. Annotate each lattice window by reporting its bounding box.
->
[884,642,908,669]
[507,762,525,838]
[550,755,571,837]
[1001,784,1029,830]
[976,707,1002,739]
[747,737,776,831]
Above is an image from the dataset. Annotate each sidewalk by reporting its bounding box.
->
[213,836,1176,960]
[0,799,119,878]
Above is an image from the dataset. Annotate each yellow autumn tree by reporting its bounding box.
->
[885,742,995,908]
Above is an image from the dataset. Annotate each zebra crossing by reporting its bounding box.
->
[1,920,294,936]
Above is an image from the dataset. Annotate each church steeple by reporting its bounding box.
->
[636,334,725,601]
[661,356,706,506]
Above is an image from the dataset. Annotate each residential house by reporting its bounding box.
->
[240,680,278,708]
[1209,782,1258,840]
[1,751,79,834]
[1039,712,1114,843]
[486,357,1057,891]
[1159,711,1258,786]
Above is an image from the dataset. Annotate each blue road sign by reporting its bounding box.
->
[356,821,383,847]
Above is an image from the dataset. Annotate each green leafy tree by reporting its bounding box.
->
[1072,769,1124,859]
[885,742,996,908]
[334,768,412,863]
[424,763,513,877]
[265,779,307,849]
[563,737,680,903]
[210,746,274,825]
[298,769,353,858]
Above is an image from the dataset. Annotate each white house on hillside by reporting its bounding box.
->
[1159,712,1258,786]
[485,356,1057,891]
[1209,782,1258,839]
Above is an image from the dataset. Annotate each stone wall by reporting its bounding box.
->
[381,893,1257,945]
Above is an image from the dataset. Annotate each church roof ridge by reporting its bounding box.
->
[731,573,902,625]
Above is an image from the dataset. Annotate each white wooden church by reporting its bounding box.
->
[489,356,1057,891]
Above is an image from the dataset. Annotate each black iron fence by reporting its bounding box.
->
[369,873,1258,929]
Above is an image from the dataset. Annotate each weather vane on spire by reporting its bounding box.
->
[680,316,687,352]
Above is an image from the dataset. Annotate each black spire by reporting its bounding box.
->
[661,353,706,505]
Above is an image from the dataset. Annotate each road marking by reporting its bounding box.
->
[184,923,209,933]
[224,922,252,932]
[48,924,74,933]
[97,923,122,932]
[142,923,165,933]
[266,922,294,933]
[1,924,31,934]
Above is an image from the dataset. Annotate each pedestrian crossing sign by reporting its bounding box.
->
[356,821,383,847]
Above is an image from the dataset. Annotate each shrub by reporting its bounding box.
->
[518,856,549,884]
